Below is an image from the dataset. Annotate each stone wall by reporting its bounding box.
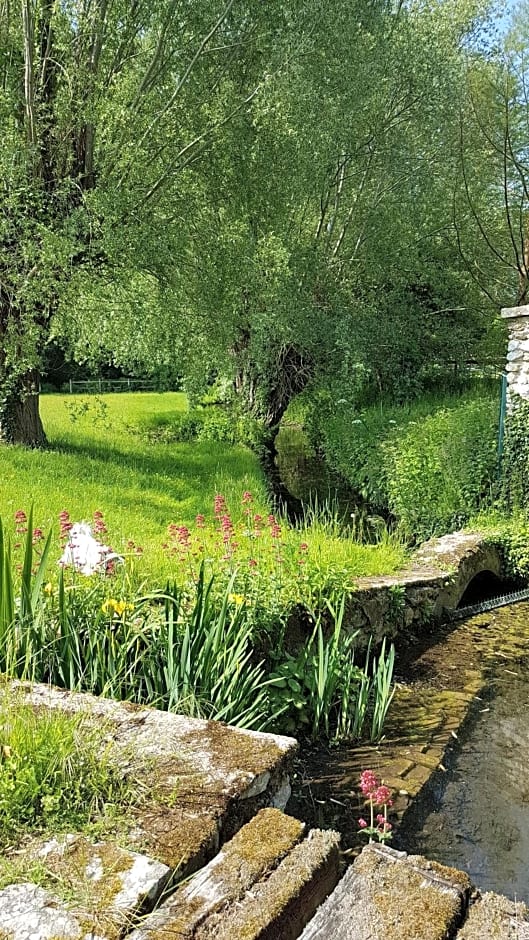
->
[339,531,505,644]
[502,303,529,406]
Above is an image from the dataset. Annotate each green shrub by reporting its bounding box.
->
[145,407,244,445]
[309,389,500,540]
[267,596,395,742]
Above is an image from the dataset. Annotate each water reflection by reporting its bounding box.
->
[275,424,359,517]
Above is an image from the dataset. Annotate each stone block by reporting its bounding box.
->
[12,683,297,875]
[34,835,171,938]
[457,892,529,939]
[127,809,340,940]
[299,843,470,940]
[0,883,89,940]
[501,304,529,318]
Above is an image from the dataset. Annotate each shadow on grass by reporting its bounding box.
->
[45,434,265,517]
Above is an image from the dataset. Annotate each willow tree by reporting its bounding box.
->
[0,0,275,444]
[174,0,499,426]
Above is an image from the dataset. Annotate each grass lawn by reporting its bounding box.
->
[0,391,408,581]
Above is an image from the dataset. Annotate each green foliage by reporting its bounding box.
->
[475,511,529,582]
[499,401,529,512]
[135,569,271,729]
[268,596,395,742]
[0,691,131,845]
[310,387,500,540]
[143,405,267,451]
[0,507,398,741]
[0,0,505,445]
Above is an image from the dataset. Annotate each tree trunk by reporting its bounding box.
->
[232,337,312,519]
[0,371,47,446]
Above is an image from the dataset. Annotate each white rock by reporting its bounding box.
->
[0,883,82,939]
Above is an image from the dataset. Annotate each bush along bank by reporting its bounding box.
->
[304,386,500,541]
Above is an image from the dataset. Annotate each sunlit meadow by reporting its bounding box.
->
[0,392,408,587]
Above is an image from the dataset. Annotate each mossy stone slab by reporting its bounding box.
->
[127,809,339,940]
[300,843,471,940]
[11,683,297,875]
[457,892,529,939]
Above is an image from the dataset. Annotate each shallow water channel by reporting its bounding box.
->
[398,601,529,903]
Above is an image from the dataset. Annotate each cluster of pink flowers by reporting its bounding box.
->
[59,510,72,540]
[358,770,393,843]
[93,510,107,536]
[359,769,393,808]
[163,524,195,560]
[14,509,27,535]
[165,492,287,573]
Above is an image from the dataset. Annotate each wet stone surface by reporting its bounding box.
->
[399,657,529,903]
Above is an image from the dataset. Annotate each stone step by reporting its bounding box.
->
[300,843,470,940]
[128,808,340,940]
[300,844,529,940]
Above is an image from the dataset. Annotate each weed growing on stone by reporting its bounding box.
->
[358,770,394,843]
[0,690,134,849]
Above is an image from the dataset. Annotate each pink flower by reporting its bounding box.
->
[195,514,206,528]
[373,786,392,806]
[59,510,72,539]
[214,494,227,516]
[359,770,379,796]
[358,818,368,829]
[14,509,27,535]
[242,491,253,505]
[93,510,107,535]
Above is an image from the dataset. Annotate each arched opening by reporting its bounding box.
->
[456,570,506,609]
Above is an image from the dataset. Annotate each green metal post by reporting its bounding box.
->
[497,372,507,477]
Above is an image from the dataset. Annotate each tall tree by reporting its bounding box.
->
[454,1,529,309]
[174,0,499,420]
[0,0,277,443]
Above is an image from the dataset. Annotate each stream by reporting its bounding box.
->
[277,428,529,900]
[397,605,529,903]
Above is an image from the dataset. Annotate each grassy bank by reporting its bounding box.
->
[305,383,501,541]
[0,392,407,583]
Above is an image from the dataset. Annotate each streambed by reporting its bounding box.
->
[289,599,529,903]
[397,605,529,903]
